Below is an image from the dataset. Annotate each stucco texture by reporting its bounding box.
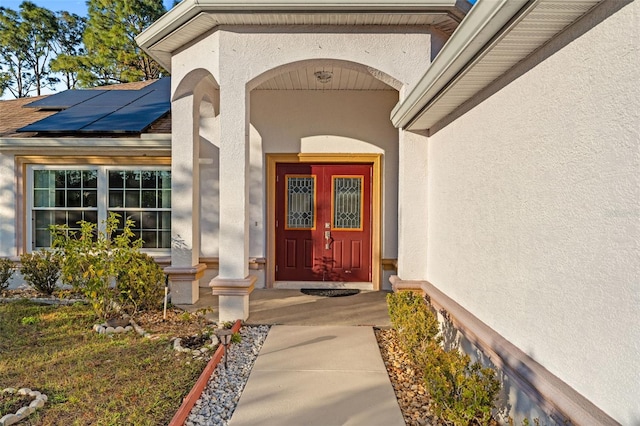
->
[425,2,639,423]
[170,26,434,282]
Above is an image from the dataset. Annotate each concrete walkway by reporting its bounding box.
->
[229,325,405,426]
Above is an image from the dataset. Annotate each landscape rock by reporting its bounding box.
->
[186,325,270,426]
[29,398,45,409]
[16,406,33,417]
[0,414,19,426]
[16,388,31,396]
[375,328,436,426]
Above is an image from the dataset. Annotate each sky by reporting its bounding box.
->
[0,0,176,99]
[0,0,176,16]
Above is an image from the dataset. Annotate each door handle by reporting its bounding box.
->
[324,231,332,249]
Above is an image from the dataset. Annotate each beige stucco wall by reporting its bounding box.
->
[173,25,437,287]
[424,2,639,423]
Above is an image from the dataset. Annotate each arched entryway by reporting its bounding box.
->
[164,69,219,304]
[248,60,401,291]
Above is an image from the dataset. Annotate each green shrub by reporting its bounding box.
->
[19,250,61,295]
[53,212,166,319]
[421,344,500,425]
[117,252,165,314]
[0,258,15,292]
[387,291,441,361]
[387,290,501,425]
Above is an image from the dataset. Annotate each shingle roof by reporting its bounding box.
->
[0,79,169,137]
[0,96,57,137]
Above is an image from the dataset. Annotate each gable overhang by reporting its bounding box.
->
[136,0,470,71]
[391,0,604,132]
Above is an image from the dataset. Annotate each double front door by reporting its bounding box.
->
[275,163,372,282]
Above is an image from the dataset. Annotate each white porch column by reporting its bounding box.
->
[210,78,255,321]
[165,94,206,304]
[396,130,429,283]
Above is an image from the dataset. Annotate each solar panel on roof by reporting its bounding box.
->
[22,90,107,110]
[17,78,171,134]
[18,106,115,132]
[78,89,149,107]
[82,92,170,133]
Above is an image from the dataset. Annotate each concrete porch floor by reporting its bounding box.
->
[175,287,392,327]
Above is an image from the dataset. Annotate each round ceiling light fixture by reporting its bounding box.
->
[314,70,333,84]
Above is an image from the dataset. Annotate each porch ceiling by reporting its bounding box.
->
[254,65,396,91]
[391,0,604,131]
[136,0,471,72]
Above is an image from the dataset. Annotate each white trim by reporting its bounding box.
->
[391,0,604,131]
[390,0,529,128]
[0,137,171,151]
[136,0,466,70]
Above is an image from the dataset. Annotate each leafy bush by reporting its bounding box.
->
[387,291,441,361]
[0,258,15,292]
[117,252,165,314]
[19,250,61,295]
[53,212,163,320]
[421,344,500,425]
[387,291,500,425]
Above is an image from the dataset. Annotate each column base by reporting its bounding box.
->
[165,263,207,304]
[210,275,256,322]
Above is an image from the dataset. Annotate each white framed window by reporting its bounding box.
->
[27,165,171,252]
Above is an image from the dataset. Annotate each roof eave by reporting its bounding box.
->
[392,0,604,132]
[390,0,530,130]
[136,0,466,71]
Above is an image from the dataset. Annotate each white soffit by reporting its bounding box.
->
[255,65,396,91]
[136,0,469,71]
[392,0,603,131]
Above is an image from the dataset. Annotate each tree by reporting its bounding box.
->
[0,2,59,97]
[80,0,167,86]
[50,12,87,90]
[0,71,9,97]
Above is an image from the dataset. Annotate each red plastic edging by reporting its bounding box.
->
[169,319,243,426]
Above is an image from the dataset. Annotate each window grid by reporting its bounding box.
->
[32,169,99,247]
[30,166,170,250]
[332,176,363,230]
[107,170,171,249]
[285,175,316,230]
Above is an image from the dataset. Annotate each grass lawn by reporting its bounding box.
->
[0,299,209,425]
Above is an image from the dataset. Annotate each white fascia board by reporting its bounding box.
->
[0,138,171,151]
[136,0,460,66]
[390,0,530,129]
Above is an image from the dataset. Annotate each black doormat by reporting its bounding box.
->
[300,288,360,297]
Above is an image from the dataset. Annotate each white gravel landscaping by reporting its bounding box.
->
[185,325,270,426]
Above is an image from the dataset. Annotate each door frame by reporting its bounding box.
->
[266,153,382,290]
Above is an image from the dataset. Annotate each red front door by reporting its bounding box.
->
[275,163,372,282]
